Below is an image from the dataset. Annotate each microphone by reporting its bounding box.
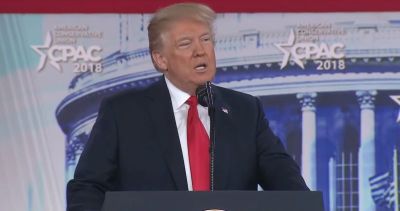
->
[196,81,214,108]
[196,81,216,191]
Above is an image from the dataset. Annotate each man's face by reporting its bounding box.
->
[153,19,217,95]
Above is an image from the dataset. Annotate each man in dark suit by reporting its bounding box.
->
[67,3,309,210]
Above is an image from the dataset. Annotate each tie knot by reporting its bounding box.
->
[186,96,198,107]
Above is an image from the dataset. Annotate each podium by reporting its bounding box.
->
[102,191,324,211]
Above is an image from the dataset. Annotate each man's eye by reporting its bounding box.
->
[202,37,211,42]
[178,41,191,47]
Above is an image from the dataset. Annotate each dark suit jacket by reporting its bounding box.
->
[67,77,309,210]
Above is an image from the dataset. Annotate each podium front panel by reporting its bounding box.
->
[102,191,324,211]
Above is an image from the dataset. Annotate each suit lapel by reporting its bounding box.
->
[145,78,188,190]
[143,81,234,190]
[213,87,233,190]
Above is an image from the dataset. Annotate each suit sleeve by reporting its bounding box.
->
[66,99,119,211]
[254,97,310,191]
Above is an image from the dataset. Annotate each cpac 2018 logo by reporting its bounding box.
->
[274,30,346,70]
[31,32,103,72]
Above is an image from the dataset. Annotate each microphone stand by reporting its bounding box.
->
[196,82,216,191]
[205,82,216,191]
[209,105,215,191]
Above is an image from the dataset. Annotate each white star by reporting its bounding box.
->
[390,95,400,123]
[274,29,304,69]
[31,32,61,72]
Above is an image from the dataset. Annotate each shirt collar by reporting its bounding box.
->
[165,76,190,112]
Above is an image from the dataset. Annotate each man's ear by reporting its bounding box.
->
[151,51,168,72]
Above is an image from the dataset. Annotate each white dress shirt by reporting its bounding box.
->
[164,77,210,191]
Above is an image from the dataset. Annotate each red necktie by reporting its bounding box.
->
[186,96,210,191]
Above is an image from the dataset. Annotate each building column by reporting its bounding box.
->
[329,157,336,211]
[297,92,317,190]
[356,90,377,211]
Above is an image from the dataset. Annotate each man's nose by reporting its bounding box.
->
[193,41,206,56]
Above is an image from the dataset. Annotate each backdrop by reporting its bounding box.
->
[1,4,400,211]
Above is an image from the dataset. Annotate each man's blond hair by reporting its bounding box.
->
[147,2,216,54]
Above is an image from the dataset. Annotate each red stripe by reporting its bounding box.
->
[1,0,400,13]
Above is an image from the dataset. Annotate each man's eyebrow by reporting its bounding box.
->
[175,32,211,43]
[200,32,211,37]
[177,37,191,42]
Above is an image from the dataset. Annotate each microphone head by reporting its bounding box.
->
[196,81,214,107]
